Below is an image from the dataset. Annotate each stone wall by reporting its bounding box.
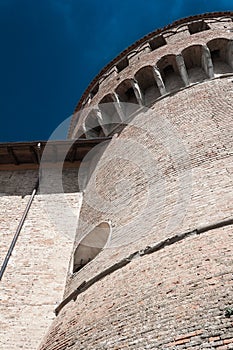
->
[11,13,233,350]
[0,169,82,350]
[39,75,233,349]
[65,76,233,297]
[39,225,233,350]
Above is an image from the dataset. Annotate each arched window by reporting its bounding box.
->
[157,54,185,93]
[207,38,233,75]
[84,110,104,139]
[135,66,161,106]
[98,94,121,135]
[182,45,209,84]
[73,222,111,273]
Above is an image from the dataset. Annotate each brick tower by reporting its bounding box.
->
[40,12,232,349]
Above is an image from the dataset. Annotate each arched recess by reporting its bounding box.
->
[75,125,86,139]
[98,94,122,135]
[157,54,185,93]
[84,109,104,139]
[207,38,233,75]
[182,45,209,84]
[73,222,111,273]
[115,79,141,117]
[134,66,161,106]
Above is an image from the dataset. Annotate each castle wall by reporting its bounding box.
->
[70,14,233,137]
[65,77,233,297]
[38,225,233,350]
[0,169,82,350]
[24,12,233,350]
[40,70,232,350]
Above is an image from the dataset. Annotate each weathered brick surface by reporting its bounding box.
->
[41,85,233,350]
[39,226,233,350]
[0,170,82,350]
[70,15,233,135]
[0,168,80,196]
[39,14,233,350]
[65,77,233,298]
[2,13,233,350]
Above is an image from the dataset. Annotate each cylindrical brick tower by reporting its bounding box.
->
[39,12,233,349]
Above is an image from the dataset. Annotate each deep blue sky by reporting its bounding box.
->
[0,0,232,142]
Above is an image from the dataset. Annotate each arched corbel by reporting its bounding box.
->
[153,67,167,95]
[202,45,214,78]
[176,54,189,86]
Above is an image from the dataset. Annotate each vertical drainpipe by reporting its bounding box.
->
[0,143,41,281]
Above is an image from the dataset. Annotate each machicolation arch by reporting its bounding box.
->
[77,34,233,139]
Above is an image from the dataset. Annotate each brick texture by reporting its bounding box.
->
[0,170,82,350]
[2,13,233,350]
[39,226,233,350]
[40,14,233,350]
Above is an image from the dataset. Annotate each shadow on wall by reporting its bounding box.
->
[0,168,81,197]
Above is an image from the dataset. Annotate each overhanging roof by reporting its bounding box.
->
[0,138,112,170]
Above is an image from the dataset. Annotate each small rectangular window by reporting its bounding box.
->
[149,35,166,51]
[188,21,210,35]
[116,57,129,72]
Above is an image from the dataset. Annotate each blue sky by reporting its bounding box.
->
[0,0,232,142]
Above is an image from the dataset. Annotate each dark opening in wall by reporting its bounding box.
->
[135,66,161,106]
[84,110,104,138]
[207,38,233,75]
[211,49,220,59]
[115,79,140,117]
[182,45,208,83]
[73,222,111,273]
[90,83,99,98]
[149,35,166,51]
[125,87,135,100]
[99,94,121,135]
[188,21,210,35]
[157,55,185,93]
[163,65,174,75]
[116,57,129,72]
[116,79,138,105]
